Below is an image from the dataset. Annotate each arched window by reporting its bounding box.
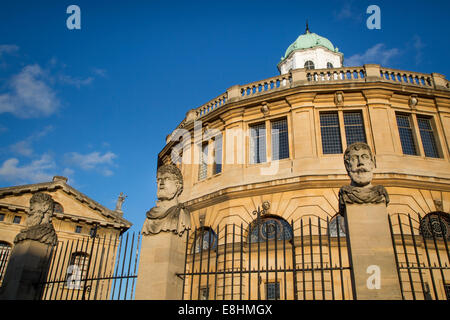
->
[248,215,293,243]
[304,60,315,70]
[328,214,346,237]
[419,212,449,240]
[0,241,12,285]
[192,227,218,253]
[66,252,89,289]
[54,202,64,213]
[327,62,334,68]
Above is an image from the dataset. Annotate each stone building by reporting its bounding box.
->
[0,175,132,299]
[157,27,450,300]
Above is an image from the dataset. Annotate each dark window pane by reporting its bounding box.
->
[198,143,208,180]
[250,123,266,164]
[271,118,289,160]
[213,135,222,174]
[344,112,366,145]
[13,216,21,224]
[417,117,439,158]
[320,112,342,154]
[266,282,280,300]
[396,114,417,155]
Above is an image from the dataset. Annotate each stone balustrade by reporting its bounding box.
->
[181,64,448,126]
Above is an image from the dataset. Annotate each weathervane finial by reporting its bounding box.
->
[305,20,310,33]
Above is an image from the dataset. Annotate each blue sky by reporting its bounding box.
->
[0,0,449,233]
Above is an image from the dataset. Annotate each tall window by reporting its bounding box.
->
[396,114,418,155]
[271,118,289,160]
[198,143,208,180]
[320,112,342,154]
[66,252,89,289]
[0,242,12,286]
[250,123,266,164]
[344,111,367,146]
[417,116,440,158]
[266,282,280,300]
[304,60,315,70]
[213,135,222,174]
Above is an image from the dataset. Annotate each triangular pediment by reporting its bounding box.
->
[0,178,132,230]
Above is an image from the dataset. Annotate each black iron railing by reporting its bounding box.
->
[38,231,141,300]
[389,212,450,300]
[178,210,354,300]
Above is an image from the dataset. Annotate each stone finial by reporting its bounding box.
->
[52,176,68,183]
[115,192,127,213]
[142,164,190,237]
[14,192,58,246]
[339,142,389,215]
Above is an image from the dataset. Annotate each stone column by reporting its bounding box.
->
[344,203,402,300]
[339,142,401,300]
[135,232,187,299]
[0,240,54,300]
[0,192,58,300]
[135,164,191,300]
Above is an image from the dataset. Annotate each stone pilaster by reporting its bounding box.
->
[135,232,187,299]
[344,203,402,300]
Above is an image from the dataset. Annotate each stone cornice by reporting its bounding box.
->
[184,173,450,212]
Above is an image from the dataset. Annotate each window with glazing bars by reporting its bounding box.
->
[213,135,222,174]
[266,282,280,300]
[271,118,289,160]
[396,114,418,155]
[198,143,208,180]
[320,112,342,154]
[250,123,266,164]
[344,111,366,145]
[417,116,440,158]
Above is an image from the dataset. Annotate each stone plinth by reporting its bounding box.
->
[0,240,54,300]
[135,232,186,300]
[345,203,402,300]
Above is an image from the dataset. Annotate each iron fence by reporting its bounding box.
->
[38,230,141,300]
[178,210,355,300]
[389,212,450,300]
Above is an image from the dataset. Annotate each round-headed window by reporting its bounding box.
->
[304,60,315,70]
[249,216,293,243]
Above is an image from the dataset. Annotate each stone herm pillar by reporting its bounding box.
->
[0,192,58,300]
[344,203,402,300]
[135,164,191,300]
[135,232,186,299]
[339,142,401,300]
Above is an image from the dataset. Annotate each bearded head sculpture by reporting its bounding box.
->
[343,142,375,188]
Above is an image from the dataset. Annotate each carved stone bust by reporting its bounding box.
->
[142,164,190,237]
[339,142,389,215]
[14,192,58,246]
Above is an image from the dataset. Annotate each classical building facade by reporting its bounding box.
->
[158,28,450,300]
[0,176,132,299]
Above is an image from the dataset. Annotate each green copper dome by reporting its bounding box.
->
[283,30,338,59]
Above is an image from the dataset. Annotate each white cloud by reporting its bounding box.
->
[345,43,400,67]
[64,151,117,176]
[0,154,55,184]
[0,64,60,118]
[333,1,363,22]
[9,125,53,157]
[413,35,425,65]
[58,74,94,88]
[0,44,19,58]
